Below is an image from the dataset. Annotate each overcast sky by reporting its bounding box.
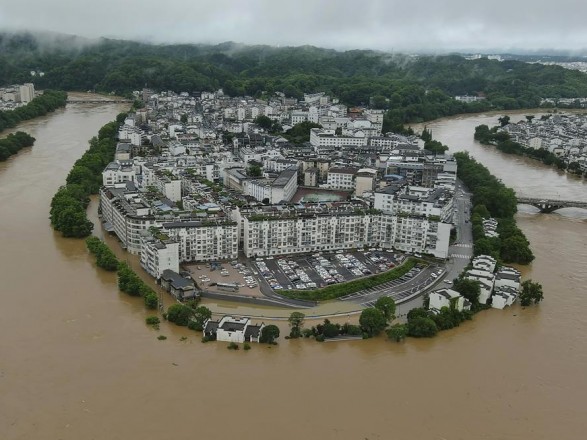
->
[1,0,586,53]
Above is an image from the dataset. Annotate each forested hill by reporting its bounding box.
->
[2,32,587,129]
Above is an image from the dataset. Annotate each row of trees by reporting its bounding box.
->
[85,236,118,271]
[287,296,397,341]
[50,113,127,237]
[0,131,35,161]
[454,151,534,264]
[0,90,67,133]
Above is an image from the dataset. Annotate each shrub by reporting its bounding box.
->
[145,316,160,326]
[243,342,251,351]
[227,342,239,350]
[157,335,167,340]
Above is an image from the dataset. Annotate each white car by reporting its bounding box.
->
[444,280,453,284]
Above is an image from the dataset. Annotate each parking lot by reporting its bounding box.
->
[254,250,403,291]
[185,261,264,297]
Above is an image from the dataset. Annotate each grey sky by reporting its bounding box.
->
[1,0,586,53]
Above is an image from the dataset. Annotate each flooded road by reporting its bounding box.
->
[1,104,586,439]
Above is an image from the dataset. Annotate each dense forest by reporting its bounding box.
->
[3,32,587,131]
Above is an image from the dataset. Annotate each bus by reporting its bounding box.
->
[215,282,239,292]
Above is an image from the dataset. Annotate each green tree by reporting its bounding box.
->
[407,307,429,321]
[498,115,510,127]
[322,321,340,338]
[453,278,481,307]
[260,324,280,344]
[359,307,387,337]
[180,114,188,124]
[253,115,273,130]
[288,311,305,338]
[374,296,396,323]
[519,280,544,306]
[387,324,408,342]
[166,304,194,326]
[247,164,262,177]
[190,306,212,331]
[144,292,159,309]
[407,316,438,338]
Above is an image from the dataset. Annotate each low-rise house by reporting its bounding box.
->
[160,269,198,300]
[491,285,518,309]
[465,269,494,304]
[428,288,471,313]
[203,316,264,343]
[471,255,497,273]
[494,267,521,291]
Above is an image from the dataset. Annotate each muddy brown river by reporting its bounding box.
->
[1,102,586,439]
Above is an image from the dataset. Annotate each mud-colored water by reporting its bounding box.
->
[1,104,586,439]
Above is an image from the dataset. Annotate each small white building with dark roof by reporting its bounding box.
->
[203,316,264,343]
[491,286,518,309]
[429,288,471,313]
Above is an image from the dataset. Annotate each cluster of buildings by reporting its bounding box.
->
[0,83,36,110]
[501,113,587,171]
[99,89,460,286]
[429,255,521,312]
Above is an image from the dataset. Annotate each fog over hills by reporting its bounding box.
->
[1,0,586,54]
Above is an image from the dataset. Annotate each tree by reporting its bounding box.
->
[253,115,272,130]
[387,324,408,342]
[322,321,340,338]
[407,316,438,338]
[180,114,188,124]
[288,311,305,338]
[247,164,262,177]
[519,280,544,306]
[407,307,429,321]
[166,304,194,326]
[190,306,212,330]
[525,115,535,124]
[453,278,481,307]
[374,296,396,323]
[260,324,280,344]
[359,307,387,337]
[498,115,510,127]
[144,291,159,309]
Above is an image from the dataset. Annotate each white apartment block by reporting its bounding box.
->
[240,203,451,259]
[309,128,368,149]
[100,186,158,254]
[102,161,137,186]
[140,235,180,279]
[244,167,298,204]
[161,220,239,262]
[18,83,35,103]
[374,186,454,223]
[327,167,357,190]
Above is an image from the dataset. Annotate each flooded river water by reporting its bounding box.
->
[1,103,586,439]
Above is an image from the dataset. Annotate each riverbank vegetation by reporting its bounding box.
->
[85,236,119,271]
[49,113,127,238]
[0,90,67,133]
[278,258,419,301]
[0,131,35,161]
[454,151,535,264]
[4,33,587,132]
[474,122,568,171]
